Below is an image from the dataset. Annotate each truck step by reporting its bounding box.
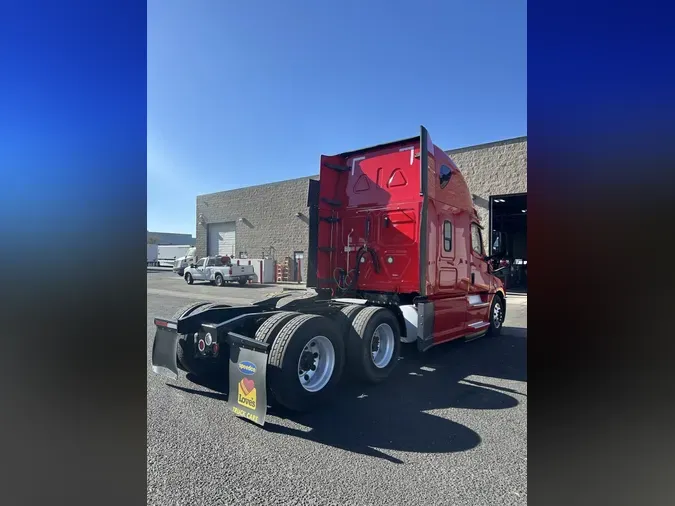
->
[318,246,335,252]
[320,216,340,224]
[323,163,350,172]
[321,197,342,207]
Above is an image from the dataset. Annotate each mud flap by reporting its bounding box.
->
[151,326,180,380]
[228,342,268,426]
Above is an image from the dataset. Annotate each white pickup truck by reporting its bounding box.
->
[184,256,256,287]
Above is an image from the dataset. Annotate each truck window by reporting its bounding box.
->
[439,165,452,189]
[199,258,207,268]
[207,257,216,267]
[471,223,484,255]
[443,220,452,252]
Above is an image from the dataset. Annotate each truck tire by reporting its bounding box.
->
[254,311,298,345]
[340,304,366,321]
[337,304,366,341]
[347,306,401,384]
[486,295,505,337]
[214,273,224,287]
[254,311,301,403]
[267,314,345,412]
[172,301,211,320]
[238,277,247,286]
[172,301,211,372]
[185,272,193,285]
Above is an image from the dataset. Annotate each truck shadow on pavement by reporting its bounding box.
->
[169,326,526,464]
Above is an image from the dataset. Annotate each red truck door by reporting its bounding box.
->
[465,222,492,332]
[433,212,470,342]
[469,222,491,293]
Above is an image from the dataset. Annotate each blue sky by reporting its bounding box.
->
[148,0,526,235]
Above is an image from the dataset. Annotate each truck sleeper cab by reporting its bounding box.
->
[310,126,506,350]
[173,246,198,276]
[151,126,506,426]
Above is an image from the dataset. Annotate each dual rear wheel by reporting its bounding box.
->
[253,306,401,412]
[172,303,402,413]
[260,313,345,412]
[340,305,401,384]
[172,297,503,414]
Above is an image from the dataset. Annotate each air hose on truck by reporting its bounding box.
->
[333,214,381,292]
[333,244,380,292]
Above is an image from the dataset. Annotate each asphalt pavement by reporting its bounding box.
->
[147,271,527,505]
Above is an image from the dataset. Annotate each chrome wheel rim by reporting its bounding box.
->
[297,335,335,392]
[493,302,503,329]
[371,323,395,369]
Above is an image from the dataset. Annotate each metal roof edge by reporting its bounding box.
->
[197,174,320,198]
[445,136,527,155]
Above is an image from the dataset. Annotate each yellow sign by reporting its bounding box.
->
[237,378,257,410]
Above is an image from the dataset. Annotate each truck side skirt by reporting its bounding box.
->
[416,301,435,352]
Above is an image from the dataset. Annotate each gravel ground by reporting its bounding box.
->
[147,272,527,505]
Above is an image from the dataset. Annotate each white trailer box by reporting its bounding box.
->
[147,244,159,265]
[157,245,191,267]
[233,258,275,284]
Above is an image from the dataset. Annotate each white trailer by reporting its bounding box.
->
[157,245,192,268]
[147,244,159,266]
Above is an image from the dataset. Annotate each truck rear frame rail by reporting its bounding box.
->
[152,305,276,425]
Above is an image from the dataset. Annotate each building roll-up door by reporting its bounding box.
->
[208,222,236,257]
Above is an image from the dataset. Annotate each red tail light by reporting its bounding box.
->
[229,268,232,275]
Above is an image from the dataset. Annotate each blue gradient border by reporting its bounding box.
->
[529,2,675,506]
[1,0,146,240]
[0,1,147,504]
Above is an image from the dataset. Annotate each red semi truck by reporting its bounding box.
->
[152,126,507,426]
